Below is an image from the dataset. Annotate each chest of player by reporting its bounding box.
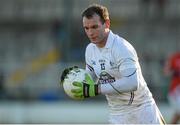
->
[90,49,121,79]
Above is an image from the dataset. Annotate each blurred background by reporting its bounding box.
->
[0,0,179,123]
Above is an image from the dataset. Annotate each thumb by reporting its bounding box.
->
[85,74,94,85]
[72,82,82,87]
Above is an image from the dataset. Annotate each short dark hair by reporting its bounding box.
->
[81,4,109,24]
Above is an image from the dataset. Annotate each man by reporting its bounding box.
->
[164,52,180,124]
[61,4,165,124]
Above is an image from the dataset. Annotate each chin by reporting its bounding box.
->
[91,40,97,44]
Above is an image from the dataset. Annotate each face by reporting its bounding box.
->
[83,14,110,48]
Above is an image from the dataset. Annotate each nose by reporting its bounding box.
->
[87,29,94,37]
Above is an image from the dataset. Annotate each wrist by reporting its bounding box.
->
[94,84,99,95]
[95,80,101,94]
[83,83,99,98]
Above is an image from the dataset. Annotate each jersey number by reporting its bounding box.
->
[100,63,105,70]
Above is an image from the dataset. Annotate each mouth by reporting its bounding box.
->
[90,37,96,41]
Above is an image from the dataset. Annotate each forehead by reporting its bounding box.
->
[83,14,102,26]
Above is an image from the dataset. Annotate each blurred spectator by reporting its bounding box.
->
[164,52,180,124]
[52,19,62,40]
[139,0,167,20]
[154,0,167,19]
[51,19,64,61]
[0,69,5,99]
[139,0,151,20]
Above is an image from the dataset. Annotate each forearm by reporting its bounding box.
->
[99,69,139,94]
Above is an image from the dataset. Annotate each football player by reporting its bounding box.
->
[61,4,165,124]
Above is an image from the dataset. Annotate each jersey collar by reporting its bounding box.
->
[104,30,115,49]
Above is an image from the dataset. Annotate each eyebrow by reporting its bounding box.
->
[84,24,98,29]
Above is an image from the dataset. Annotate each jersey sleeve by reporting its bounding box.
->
[100,68,138,94]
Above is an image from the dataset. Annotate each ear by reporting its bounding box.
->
[105,19,110,28]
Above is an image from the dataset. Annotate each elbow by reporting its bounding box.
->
[132,69,140,91]
[130,74,139,91]
[131,81,138,91]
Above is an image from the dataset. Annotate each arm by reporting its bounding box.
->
[72,59,139,98]
[100,68,138,94]
[72,67,138,98]
[86,63,98,82]
[100,57,139,94]
[72,41,139,97]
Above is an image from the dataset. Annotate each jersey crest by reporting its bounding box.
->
[99,71,115,84]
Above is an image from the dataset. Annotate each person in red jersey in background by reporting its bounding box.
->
[164,52,180,124]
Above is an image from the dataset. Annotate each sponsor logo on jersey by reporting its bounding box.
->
[110,61,115,66]
[109,61,118,70]
[99,59,105,63]
[91,60,96,65]
[99,71,115,84]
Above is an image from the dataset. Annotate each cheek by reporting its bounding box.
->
[84,30,90,36]
[98,30,105,38]
[84,30,88,35]
[99,33,105,40]
[95,28,102,36]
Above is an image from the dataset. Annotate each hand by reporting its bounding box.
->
[71,74,99,98]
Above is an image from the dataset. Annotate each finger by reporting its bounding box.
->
[73,82,82,87]
[73,91,83,97]
[74,94,84,99]
[71,89,82,93]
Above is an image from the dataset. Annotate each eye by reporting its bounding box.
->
[84,27,89,30]
[92,25,98,29]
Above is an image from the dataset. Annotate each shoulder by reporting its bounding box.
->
[85,43,95,54]
[112,34,138,59]
[113,34,136,52]
[85,43,96,59]
[86,43,94,50]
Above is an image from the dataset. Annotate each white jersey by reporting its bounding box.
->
[85,31,155,115]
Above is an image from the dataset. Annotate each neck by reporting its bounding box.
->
[96,30,110,48]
